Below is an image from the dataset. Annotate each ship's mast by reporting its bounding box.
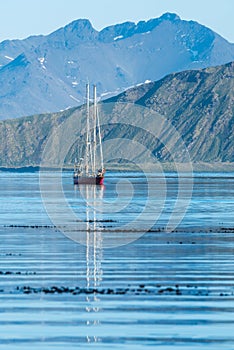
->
[97,106,104,171]
[84,83,103,176]
[93,85,97,174]
[85,83,90,175]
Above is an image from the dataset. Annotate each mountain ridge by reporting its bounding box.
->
[0,12,233,120]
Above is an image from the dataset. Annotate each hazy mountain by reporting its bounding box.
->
[0,62,233,168]
[0,13,234,120]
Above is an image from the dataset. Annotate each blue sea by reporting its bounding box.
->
[0,171,233,349]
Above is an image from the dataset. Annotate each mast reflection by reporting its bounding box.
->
[79,184,104,344]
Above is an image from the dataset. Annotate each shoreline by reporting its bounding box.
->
[1,162,234,173]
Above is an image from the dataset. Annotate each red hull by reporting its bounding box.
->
[73,176,104,185]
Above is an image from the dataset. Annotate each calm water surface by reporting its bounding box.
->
[0,171,233,349]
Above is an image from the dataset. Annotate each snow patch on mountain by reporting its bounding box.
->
[114,35,123,41]
[4,55,13,61]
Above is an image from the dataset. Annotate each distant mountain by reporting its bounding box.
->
[0,13,234,120]
[0,62,233,168]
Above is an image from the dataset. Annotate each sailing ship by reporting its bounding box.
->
[73,84,105,185]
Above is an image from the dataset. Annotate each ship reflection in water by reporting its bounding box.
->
[79,184,104,345]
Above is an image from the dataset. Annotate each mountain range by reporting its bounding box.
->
[0,61,233,168]
[0,12,234,120]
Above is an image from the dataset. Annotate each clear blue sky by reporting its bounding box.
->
[0,0,233,43]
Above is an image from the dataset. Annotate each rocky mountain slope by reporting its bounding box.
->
[0,13,234,120]
[0,62,233,168]
[107,61,234,163]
